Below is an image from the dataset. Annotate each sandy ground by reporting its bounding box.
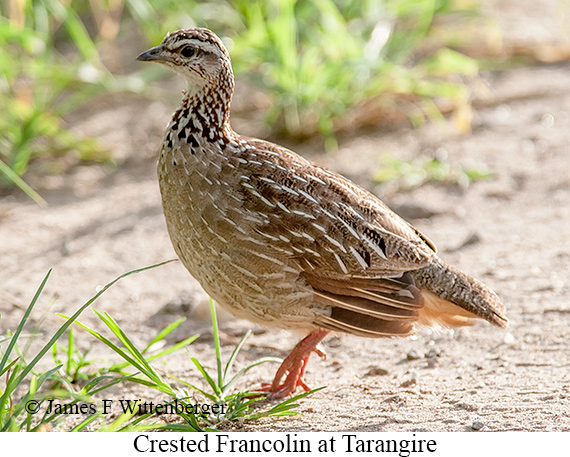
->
[1,5,570,432]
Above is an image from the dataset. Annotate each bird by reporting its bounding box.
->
[137,28,508,399]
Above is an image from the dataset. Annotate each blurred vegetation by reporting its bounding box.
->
[374,153,492,190]
[1,0,484,197]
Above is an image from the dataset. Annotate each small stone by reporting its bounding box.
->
[365,367,389,376]
[383,395,404,404]
[472,421,485,431]
[426,358,439,368]
[503,333,515,345]
[426,348,440,358]
[454,402,478,412]
[407,349,422,361]
[400,378,417,388]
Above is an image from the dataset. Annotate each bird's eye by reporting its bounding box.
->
[180,45,195,58]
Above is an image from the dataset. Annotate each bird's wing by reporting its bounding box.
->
[235,139,441,336]
[303,269,424,337]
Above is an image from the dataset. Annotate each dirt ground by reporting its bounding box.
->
[1,4,570,432]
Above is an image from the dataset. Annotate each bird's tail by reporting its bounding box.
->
[412,258,508,328]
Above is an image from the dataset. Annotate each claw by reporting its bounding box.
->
[314,346,327,360]
[261,329,330,398]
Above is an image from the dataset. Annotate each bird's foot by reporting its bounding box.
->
[259,329,330,399]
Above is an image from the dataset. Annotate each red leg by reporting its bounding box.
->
[266,329,330,399]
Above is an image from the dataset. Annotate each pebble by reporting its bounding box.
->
[407,349,422,361]
[426,358,439,368]
[503,333,515,345]
[472,421,485,431]
[365,367,389,377]
[454,402,478,412]
[400,378,417,388]
[426,348,440,358]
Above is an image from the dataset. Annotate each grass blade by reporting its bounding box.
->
[110,334,198,372]
[208,298,223,391]
[247,387,326,420]
[167,375,218,402]
[142,317,187,353]
[93,310,165,385]
[62,316,145,374]
[223,329,252,380]
[70,412,102,432]
[0,159,47,207]
[0,270,51,375]
[223,357,282,396]
[82,374,139,396]
[0,270,52,423]
[191,357,222,399]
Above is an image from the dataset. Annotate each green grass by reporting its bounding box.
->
[226,0,480,146]
[0,4,110,190]
[0,261,320,432]
[374,153,492,190]
[124,0,482,145]
[1,0,487,199]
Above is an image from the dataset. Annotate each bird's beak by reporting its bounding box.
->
[136,44,168,63]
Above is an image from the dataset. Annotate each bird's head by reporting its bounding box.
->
[137,28,233,93]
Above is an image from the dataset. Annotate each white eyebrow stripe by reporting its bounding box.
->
[174,38,223,56]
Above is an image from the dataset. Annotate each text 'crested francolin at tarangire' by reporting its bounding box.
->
[137,28,508,398]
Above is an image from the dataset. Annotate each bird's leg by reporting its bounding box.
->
[265,329,330,399]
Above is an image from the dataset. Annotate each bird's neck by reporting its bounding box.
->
[168,79,236,146]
